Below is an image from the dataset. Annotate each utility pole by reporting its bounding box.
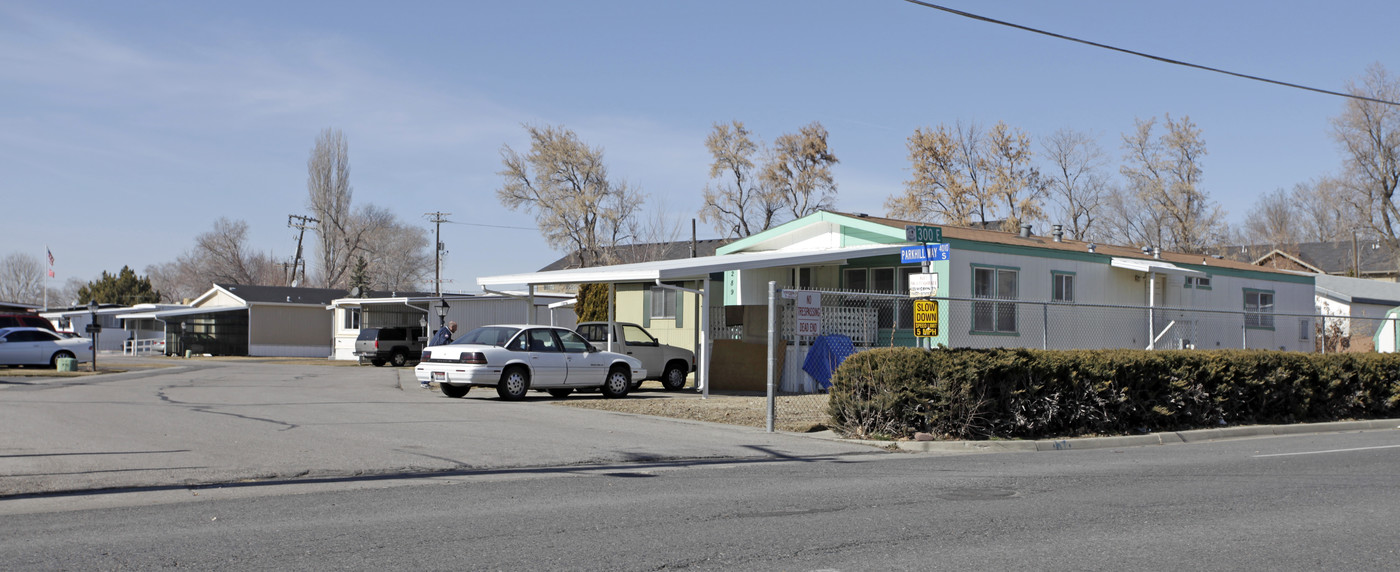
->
[425,211,451,296]
[288,214,319,287]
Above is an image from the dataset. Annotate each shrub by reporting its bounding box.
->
[826,347,1400,440]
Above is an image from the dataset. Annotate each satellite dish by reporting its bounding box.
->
[349,286,361,298]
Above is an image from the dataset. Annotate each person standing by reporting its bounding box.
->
[424,321,456,388]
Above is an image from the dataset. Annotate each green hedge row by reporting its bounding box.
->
[826,348,1400,440]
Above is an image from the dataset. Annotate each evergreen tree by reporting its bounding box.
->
[77,266,161,305]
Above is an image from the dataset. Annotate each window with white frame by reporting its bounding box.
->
[649,287,677,320]
[973,266,1018,333]
[343,308,361,330]
[1244,289,1274,329]
[843,268,868,291]
[1052,272,1075,303]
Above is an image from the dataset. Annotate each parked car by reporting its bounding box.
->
[415,324,645,401]
[0,327,91,367]
[0,314,55,331]
[574,322,693,391]
[354,327,424,367]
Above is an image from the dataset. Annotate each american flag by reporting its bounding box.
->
[46,248,54,266]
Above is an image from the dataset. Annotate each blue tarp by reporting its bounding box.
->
[802,334,856,390]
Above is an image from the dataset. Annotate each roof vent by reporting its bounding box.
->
[1052,224,1064,243]
[855,212,869,218]
[1141,246,1152,255]
[1153,247,1162,260]
[1019,224,1032,238]
[1087,242,1096,253]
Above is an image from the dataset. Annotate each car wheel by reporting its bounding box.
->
[50,350,75,369]
[390,351,408,367]
[601,366,630,398]
[440,383,470,398]
[662,362,688,391]
[497,366,530,401]
[547,388,572,398]
[371,359,386,367]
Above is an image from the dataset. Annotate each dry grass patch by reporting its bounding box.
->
[555,393,831,433]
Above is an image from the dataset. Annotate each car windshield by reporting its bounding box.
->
[454,326,520,347]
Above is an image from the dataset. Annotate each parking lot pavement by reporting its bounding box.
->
[0,358,882,497]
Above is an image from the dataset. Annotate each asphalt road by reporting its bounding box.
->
[0,358,878,496]
[2,430,1398,570]
[3,358,1398,570]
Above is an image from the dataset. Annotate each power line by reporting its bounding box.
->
[444,220,537,231]
[899,0,1400,107]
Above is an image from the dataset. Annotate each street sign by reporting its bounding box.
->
[899,243,950,263]
[795,290,821,337]
[905,225,942,243]
[85,323,102,333]
[909,273,938,297]
[913,299,939,337]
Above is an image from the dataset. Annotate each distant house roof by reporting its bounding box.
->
[1315,274,1400,307]
[1222,240,1398,277]
[0,301,41,313]
[538,238,733,272]
[205,284,348,306]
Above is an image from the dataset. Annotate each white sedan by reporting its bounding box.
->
[414,325,646,400]
[0,327,92,367]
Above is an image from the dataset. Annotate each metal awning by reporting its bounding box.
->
[478,244,905,287]
[150,306,248,319]
[1110,257,1207,277]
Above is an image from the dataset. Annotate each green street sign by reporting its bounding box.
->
[905,225,942,243]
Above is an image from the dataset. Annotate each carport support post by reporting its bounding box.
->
[606,282,615,353]
[527,285,535,325]
[766,280,776,433]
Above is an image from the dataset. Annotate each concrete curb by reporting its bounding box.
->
[817,418,1400,453]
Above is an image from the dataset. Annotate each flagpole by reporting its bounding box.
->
[43,244,48,311]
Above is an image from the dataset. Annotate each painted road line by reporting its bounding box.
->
[1252,444,1400,458]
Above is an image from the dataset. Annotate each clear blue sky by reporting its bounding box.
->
[4,1,1396,295]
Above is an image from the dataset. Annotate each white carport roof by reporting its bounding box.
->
[150,306,248,319]
[478,244,906,287]
[1110,257,1207,277]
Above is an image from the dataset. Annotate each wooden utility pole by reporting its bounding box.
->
[424,212,451,296]
[287,214,319,287]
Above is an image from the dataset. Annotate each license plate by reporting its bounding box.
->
[432,371,446,382]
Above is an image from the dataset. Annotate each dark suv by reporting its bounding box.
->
[354,327,424,367]
[0,314,55,331]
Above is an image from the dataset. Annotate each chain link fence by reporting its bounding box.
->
[760,288,1400,431]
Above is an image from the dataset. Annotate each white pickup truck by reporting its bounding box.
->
[574,322,693,391]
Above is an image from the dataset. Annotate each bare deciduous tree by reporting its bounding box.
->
[886,122,993,226]
[1042,128,1109,241]
[0,252,44,305]
[307,127,357,288]
[761,121,838,221]
[984,122,1045,233]
[146,217,280,302]
[498,124,645,268]
[1333,63,1400,255]
[1293,177,1357,243]
[699,121,776,238]
[1118,114,1224,253]
[1242,188,1302,249]
[360,215,433,291]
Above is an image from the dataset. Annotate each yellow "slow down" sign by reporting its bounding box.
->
[913,299,939,337]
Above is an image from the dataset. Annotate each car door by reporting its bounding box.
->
[0,331,27,364]
[1,331,42,364]
[621,324,663,375]
[522,328,567,386]
[556,329,608,385]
